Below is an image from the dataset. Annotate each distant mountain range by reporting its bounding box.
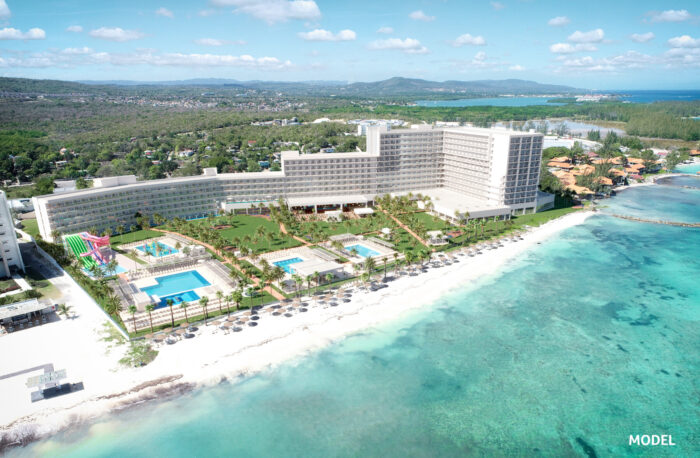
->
[0,76,581,97]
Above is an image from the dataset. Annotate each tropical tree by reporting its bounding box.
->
[199,296,209,322]
[181,301,190,323]
[57,303,72,319]
[128,305,138,333]
[232,289,243,311]
[324,272,334,289]
[305,274,313,296]
[216,290,224,316]
[145,303,155,333]
[166,298,175,327]
[382,258,388,281]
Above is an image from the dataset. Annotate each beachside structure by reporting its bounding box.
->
[33,126,543,241]
[0,191,25,277]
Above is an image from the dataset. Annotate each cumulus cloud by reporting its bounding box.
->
[155,7,174,18]
[647,9,691,23]
[549,43,597,53]
[509,64,525,71]
[409,10,435,22]
[0,0,10,20]
[368,37,428,54]
[66,25,83,33]
[195,38,246,46]
[0,27,46,40]
[89,27,145,42]
[667,35,700,48]
[567,29,604,43]
[211,0,321,24]
[377,26,393,34]
[490,2,505,10]
[631,32,654,43]
[61,47,93,55]
[451,33,486,47]
[198,9,217,16]
[298,29,356,42]
[548,16,570,26]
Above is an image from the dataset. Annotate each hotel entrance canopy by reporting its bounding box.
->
[286,195,372,207]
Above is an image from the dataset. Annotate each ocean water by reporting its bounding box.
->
[675,163,700,175]
[605,90,700,104]
[415,97,561,107]
[12,186,700,457]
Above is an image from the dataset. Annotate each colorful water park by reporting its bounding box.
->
[135,241,179,257]
[64,232,118,273]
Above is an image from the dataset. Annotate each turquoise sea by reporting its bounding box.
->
[12,179,700,457]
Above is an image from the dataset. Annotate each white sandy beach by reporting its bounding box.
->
[0,210,593,445]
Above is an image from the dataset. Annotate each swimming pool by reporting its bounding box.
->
[141,270,211,307]
[345,244,380,258]
[84,263,127,277]
[273,257,304,274]
[136,241,178,257]
[155,291,201,308]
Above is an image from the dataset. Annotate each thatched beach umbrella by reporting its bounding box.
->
[239,317,249,323]
[176,329,187,336]
[226,315,237,322]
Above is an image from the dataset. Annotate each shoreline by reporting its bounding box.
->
[0,210,594,449]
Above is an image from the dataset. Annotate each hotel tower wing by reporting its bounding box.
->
[34,125,543,241]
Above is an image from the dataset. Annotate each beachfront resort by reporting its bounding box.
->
[25,124,549,335]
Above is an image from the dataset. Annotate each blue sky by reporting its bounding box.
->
[0,0,699,89]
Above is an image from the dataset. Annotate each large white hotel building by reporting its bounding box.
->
[33,125,544,241]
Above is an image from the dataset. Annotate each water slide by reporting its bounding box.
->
[79,232,110,266]
[65,235,97,269]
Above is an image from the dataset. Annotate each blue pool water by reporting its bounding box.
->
[12,184,700,457]
[345,244,380,258]
[155,291,201,308]
[140,270,210,307]
[273,257,303,274]
[675,162,700,175]
[83,263,127,277]
[136,241,178,257]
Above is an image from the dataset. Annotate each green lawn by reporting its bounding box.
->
[205,215,302,254]
[399,212,454,231]
[109,229,163,246]
[510,207,581,228]
[21,218,40,238]
[298,214,394,240]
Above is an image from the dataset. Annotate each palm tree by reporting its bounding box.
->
[128,305,138,333]
[305,274,313,296]
[180,301,190,323]
[292,274,303,297]
[216,290,224,316]
[166,298,175,327]
[145,303,155,333]
[363,257,376,279]
[324,272,334,289]
[224,293,232,316]
[392,252,399,276]
[57,303,72,319]
[382,258,388,281]
[313,271,321,292]
[232,290,243,311]
[199,296,209,323]
[116,225,125,238]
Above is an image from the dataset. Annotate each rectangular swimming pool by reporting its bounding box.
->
[141,270,211,307]
[136,241,178,257]
[345,244,380,258]
[273,257,304,274]
[155,290,200,308]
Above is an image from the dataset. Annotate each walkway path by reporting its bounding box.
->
[279,222,311,246]
[151,228,285,301]
[377,208,432,250]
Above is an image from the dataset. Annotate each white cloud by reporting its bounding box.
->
[667,35,700,48]
[409,10,435,22]
[0,0,10,20]
[368,37,428,54]
[298,28,356,42]
[198,9,217,16]
[195,38,247,46]
[648,9,691,23]
[509,64,525,71]
[473,51,486,61]
[155,7,174,18]
[490,2,505,11]
[631,32,654,43]
[549,43,597,53]
[0,27,46,40]
[377,26,393,34]
[548,16,570,26]
[66,25,83,33]
[567,29,604,43]
[0,48,294,70]
[451,33,486,47]
[89,27,145,42]
[211,0,321,24]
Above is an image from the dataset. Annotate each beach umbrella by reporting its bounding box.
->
[162,327,173,334]
[239,317,249,323]
[222,322,232,328]
[145,333,154,340]
[226,316,237,322]
[176,329,187,336]
[179,322,189,328]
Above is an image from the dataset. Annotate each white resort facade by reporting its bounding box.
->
[0,191,25,277]
[33,125,544,241]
